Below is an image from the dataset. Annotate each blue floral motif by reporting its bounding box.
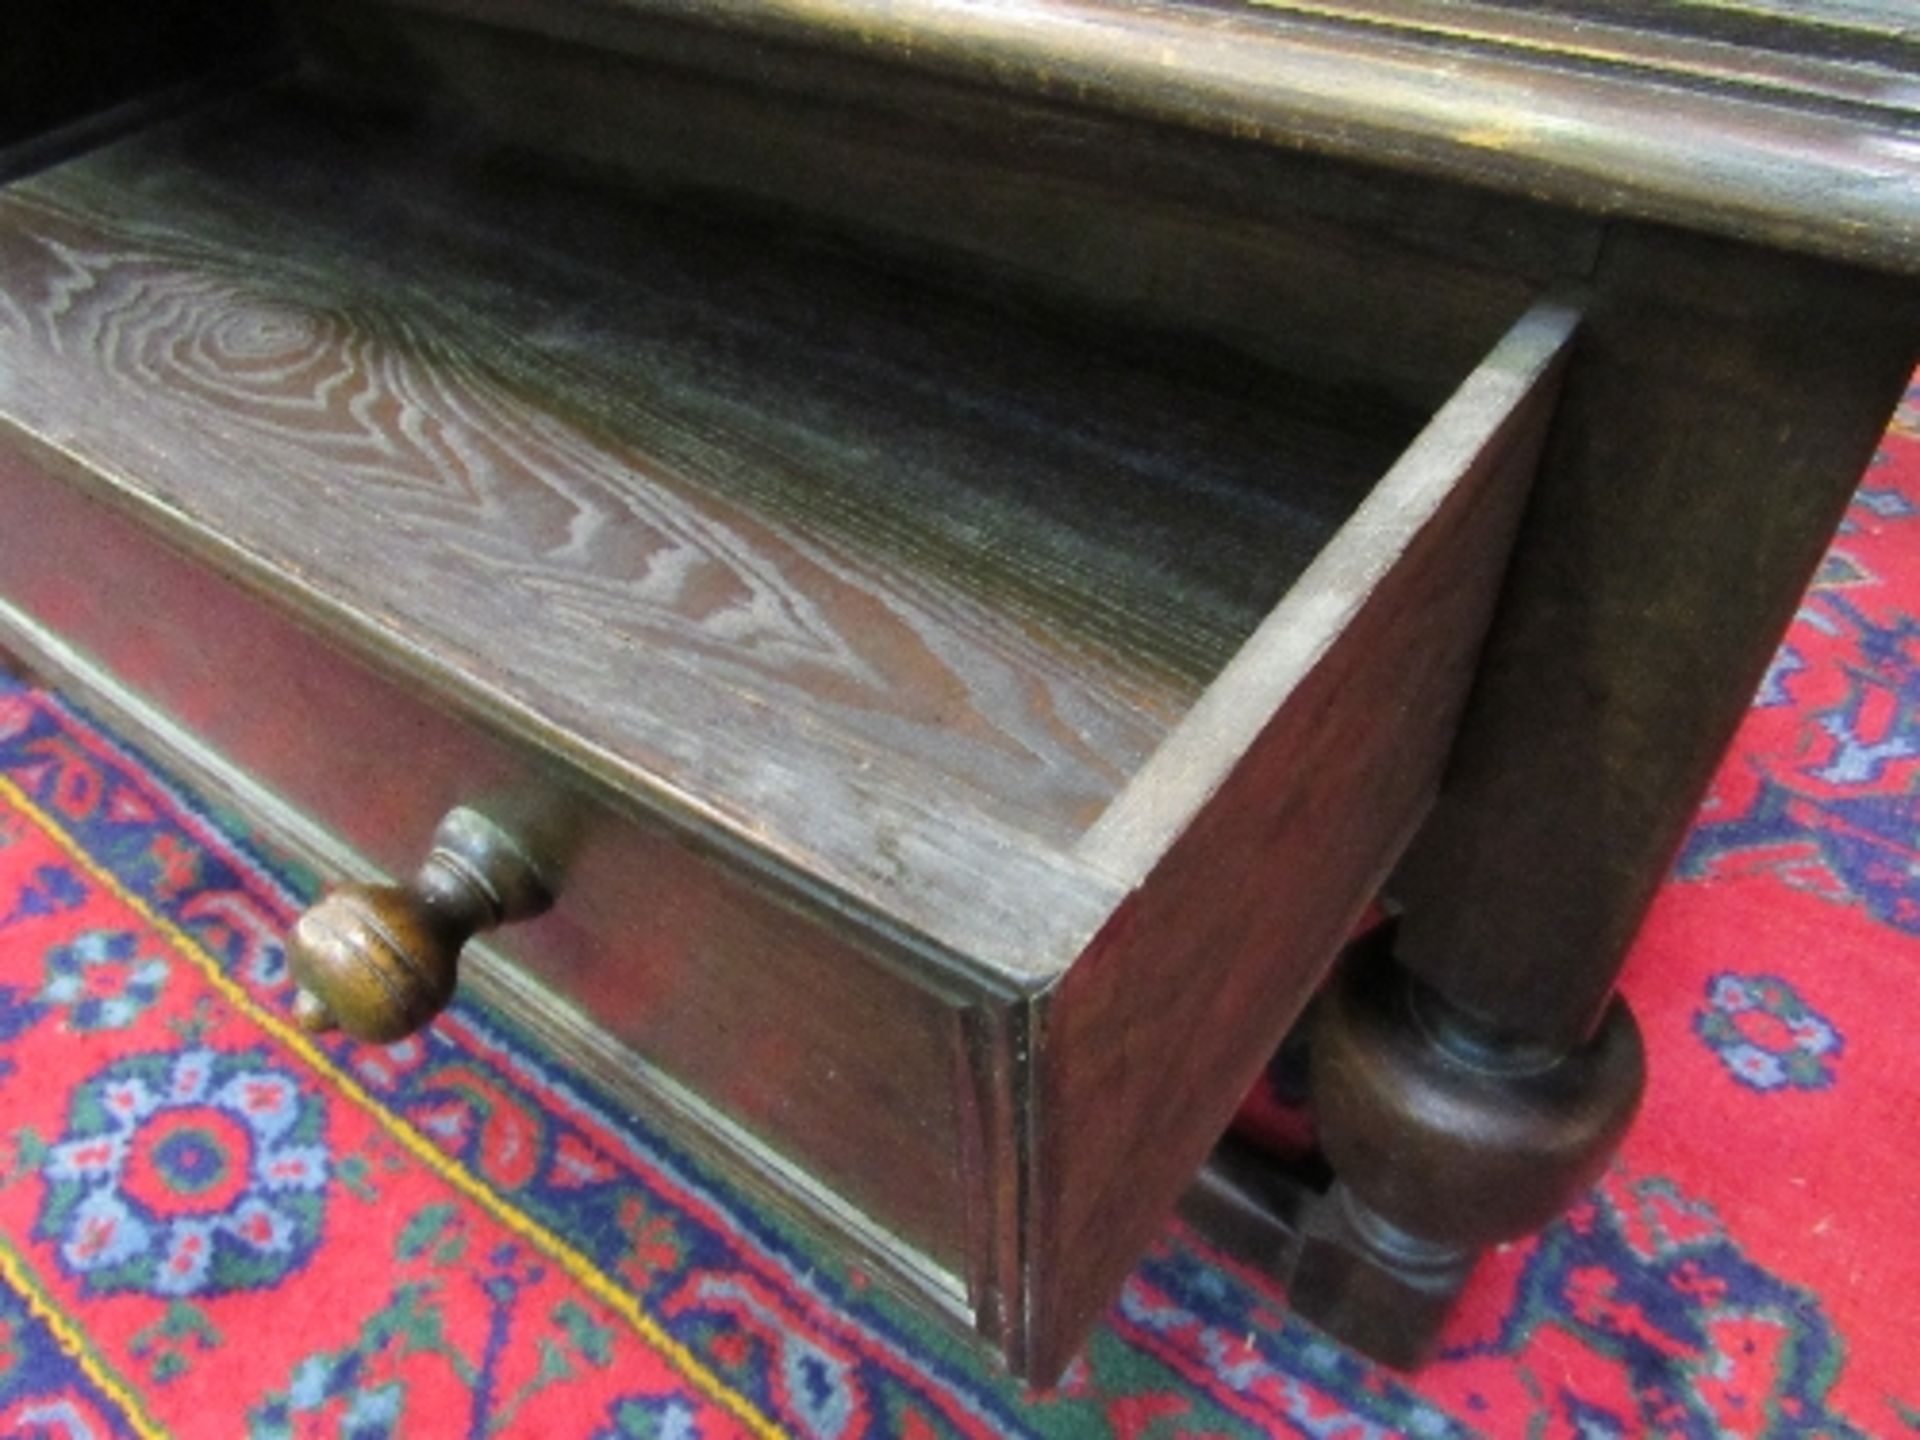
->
[39,929,168,1032]
[250,1347,405,1440]
[36,1048,329,1297]
[1693,974,1843,1092]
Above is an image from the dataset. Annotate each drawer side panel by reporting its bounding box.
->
[1024,304,1580,1379]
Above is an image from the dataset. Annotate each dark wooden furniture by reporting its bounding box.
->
[2,0,1915,1381]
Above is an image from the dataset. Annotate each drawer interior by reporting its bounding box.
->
[0,84,1510,889]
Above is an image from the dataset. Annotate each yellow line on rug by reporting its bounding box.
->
[0,1232,171,1440]
[2,775,782,1440]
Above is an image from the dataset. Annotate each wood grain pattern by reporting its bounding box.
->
[0,89,1425,972]
[1023,303,1577,1378]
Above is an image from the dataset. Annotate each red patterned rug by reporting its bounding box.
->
[0,374,1915,1437]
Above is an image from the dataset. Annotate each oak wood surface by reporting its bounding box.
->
[0,87,1433,982]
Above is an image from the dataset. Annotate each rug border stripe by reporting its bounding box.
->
[0,1231,170,1440]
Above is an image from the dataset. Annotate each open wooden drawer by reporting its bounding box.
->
[0,83,1576,1379]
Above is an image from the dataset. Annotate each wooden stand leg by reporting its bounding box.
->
[1287,1183,1475,1367]
[1180,235,1916,1366]
[1285,942,1644,1365]
[1232,235,1910,1365]
[1182,933,1644,1369]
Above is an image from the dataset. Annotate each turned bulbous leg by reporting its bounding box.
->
[1289,944,1644,1367]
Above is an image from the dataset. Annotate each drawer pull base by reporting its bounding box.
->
[288,807,552,1043]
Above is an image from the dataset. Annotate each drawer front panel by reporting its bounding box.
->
[0,436,984,1314]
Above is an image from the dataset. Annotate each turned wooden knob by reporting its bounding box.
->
[287,808,551,1043]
